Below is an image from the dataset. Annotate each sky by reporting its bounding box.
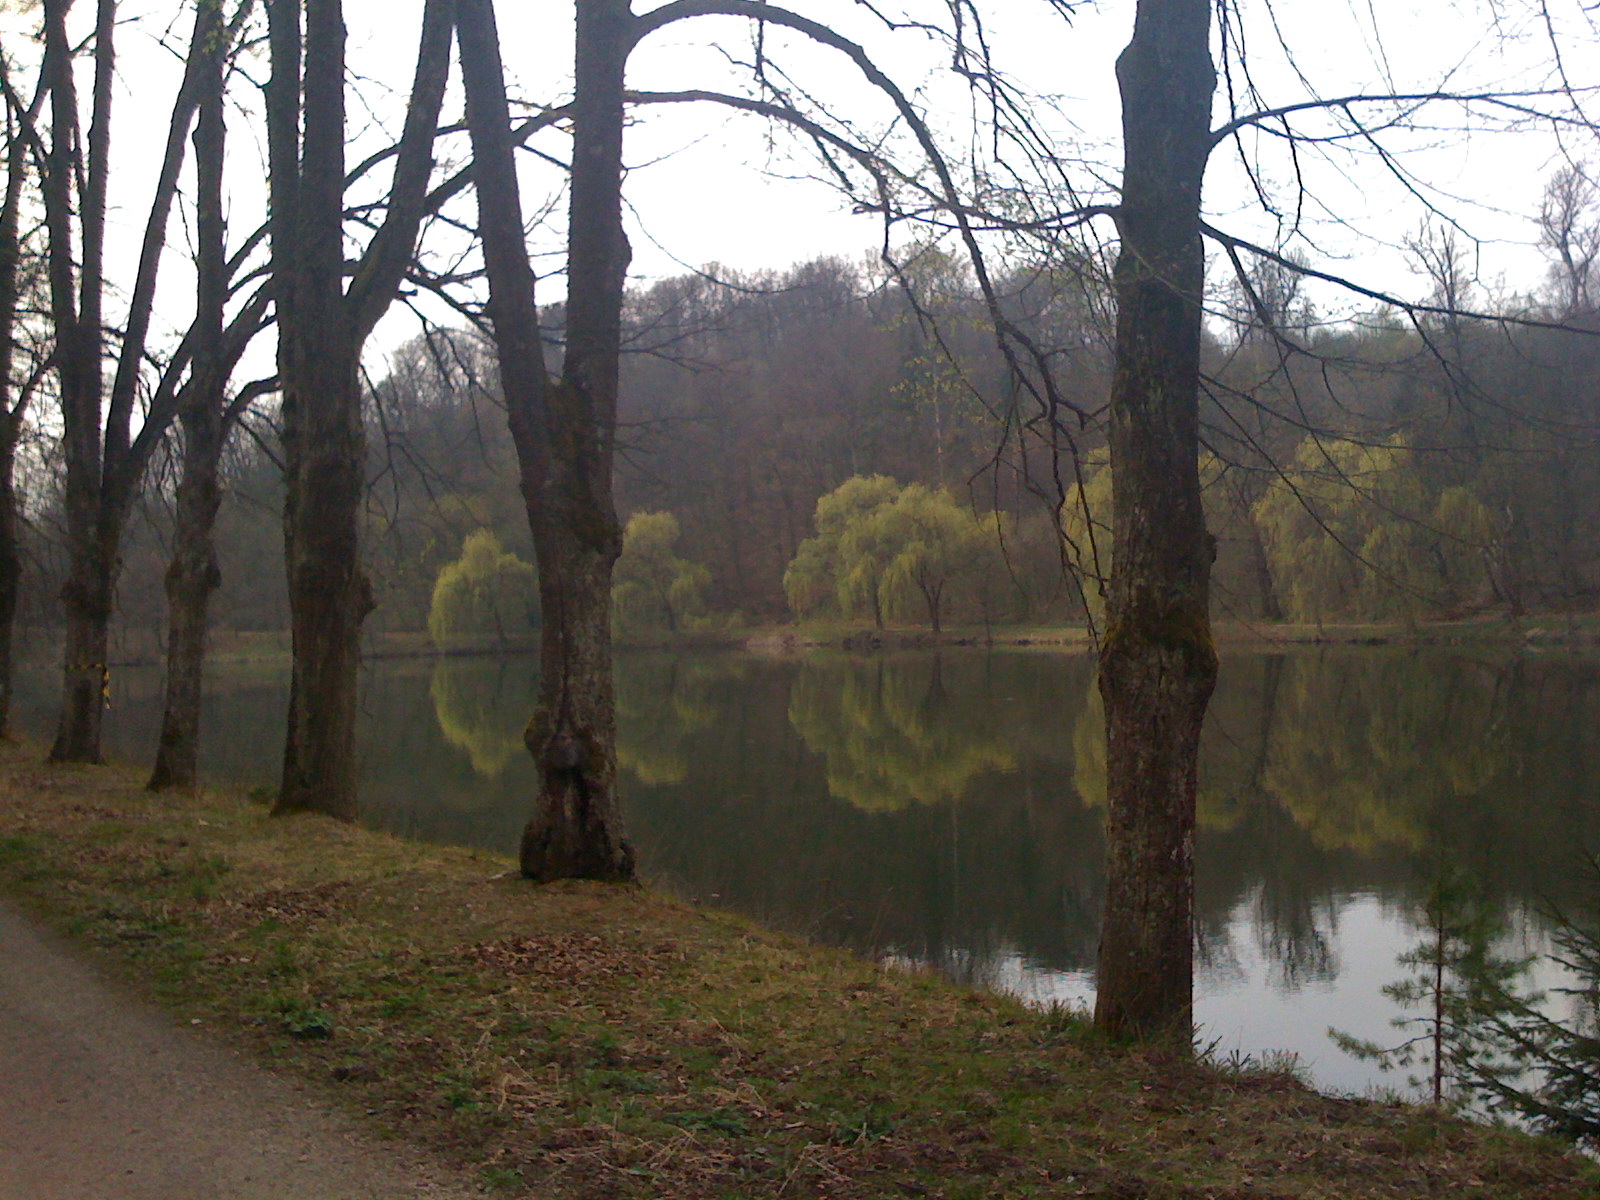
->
[8,0,1599,373]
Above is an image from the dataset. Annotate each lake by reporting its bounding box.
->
[12,642,1600,1097]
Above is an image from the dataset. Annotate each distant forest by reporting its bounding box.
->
[18,234,1600,648]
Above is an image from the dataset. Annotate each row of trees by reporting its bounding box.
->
[5,0,1599,1046]
[81,225,1593,655]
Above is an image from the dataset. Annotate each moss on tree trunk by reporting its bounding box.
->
[1093,0,1219,1044]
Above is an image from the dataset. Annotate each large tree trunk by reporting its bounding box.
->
[269,0,364,818]
[521,0,635,881]
[520,503,633,880]
[456,0,635,881]
[0,439,17,740]
[41,0,114,764]
[51,561,114,763]
[150,18,227,791]
[266,0,451,819]
[42,0,230,764]
[276,348,369,818]
[1093,0,1219,1044]
[148,451,221,788]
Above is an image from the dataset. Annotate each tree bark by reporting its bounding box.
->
[456,0,635,881]
[41,0,114,763]
[149,3,228,791]
[40,0,234,763]
[0,60,31,741]
[1093,0,1219,1044]
[521,506,634,880]
[269,0,362,818]
[0,435,17,741]
[1246,517,1283,622]
[267,0,452,819]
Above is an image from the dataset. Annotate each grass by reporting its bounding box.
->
[1,739,1596,1199]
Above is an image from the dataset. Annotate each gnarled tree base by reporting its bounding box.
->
[520,781,636,883]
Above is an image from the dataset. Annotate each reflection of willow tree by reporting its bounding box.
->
[788,655,1016,813]
[1071,676,1250,833]
[429,659,530,777]
[614,656,732,786]
[1261,654,1508,853]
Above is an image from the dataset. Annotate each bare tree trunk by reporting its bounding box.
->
[42,0,114,764]
[456,0,635,881]
[521,510,633,879]
[270,0,363,818]
[1093,0,1219,1044]
[150,8,227,791]
[40,0,237,764]
[1245,517,1283,622]
[0,59,30,741]
[0,439,17,740]
[277,350,368,818]
[267,0,451,819]
[148,441,221,787]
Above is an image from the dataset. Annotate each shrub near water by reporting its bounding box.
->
[0,742,1596,1199]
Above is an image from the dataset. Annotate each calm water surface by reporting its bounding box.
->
[14,644,1600,1097]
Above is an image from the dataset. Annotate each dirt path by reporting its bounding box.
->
[0,898,481,1200]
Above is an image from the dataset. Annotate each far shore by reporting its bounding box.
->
[11,609,1598,671]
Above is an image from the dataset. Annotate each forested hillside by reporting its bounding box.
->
[18,230,1594,651]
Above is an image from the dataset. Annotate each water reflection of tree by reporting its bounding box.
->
[1070,668,1258,833]
[614,653,1106,978]
[614,655,735,786]
[429,659,531,777]
[366,660,531,849]
[787,654,1016,812]
[373,651,1600,1010]
[1262,653,1509,854]
[1070,654,1341,988]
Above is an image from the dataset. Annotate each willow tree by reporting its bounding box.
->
[265,0,454,818]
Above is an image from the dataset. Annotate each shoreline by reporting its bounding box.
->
[0,738,1595,1198]
[13,610,1596,671]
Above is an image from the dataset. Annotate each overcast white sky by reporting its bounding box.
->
[11,0,1599,369]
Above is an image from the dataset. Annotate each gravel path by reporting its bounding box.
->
[0,898,481,1200]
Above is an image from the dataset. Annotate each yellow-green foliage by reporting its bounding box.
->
[1262,655,1506,853]
[1253,435,1497,621]
[612,511,712,636]
[614,657,730,786]
[786,476,1007,627]
[784,475,902,619]
[872,485,1007,627]
[427,529,537,647]
[1073,653,1509,853]
[1060,458,1113,628]
[429,660,525,778]
[787,656,1015,812]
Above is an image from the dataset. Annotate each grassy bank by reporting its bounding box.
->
[0,742,1594,1199]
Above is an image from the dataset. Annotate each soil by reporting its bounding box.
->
[0,897,480,1200]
